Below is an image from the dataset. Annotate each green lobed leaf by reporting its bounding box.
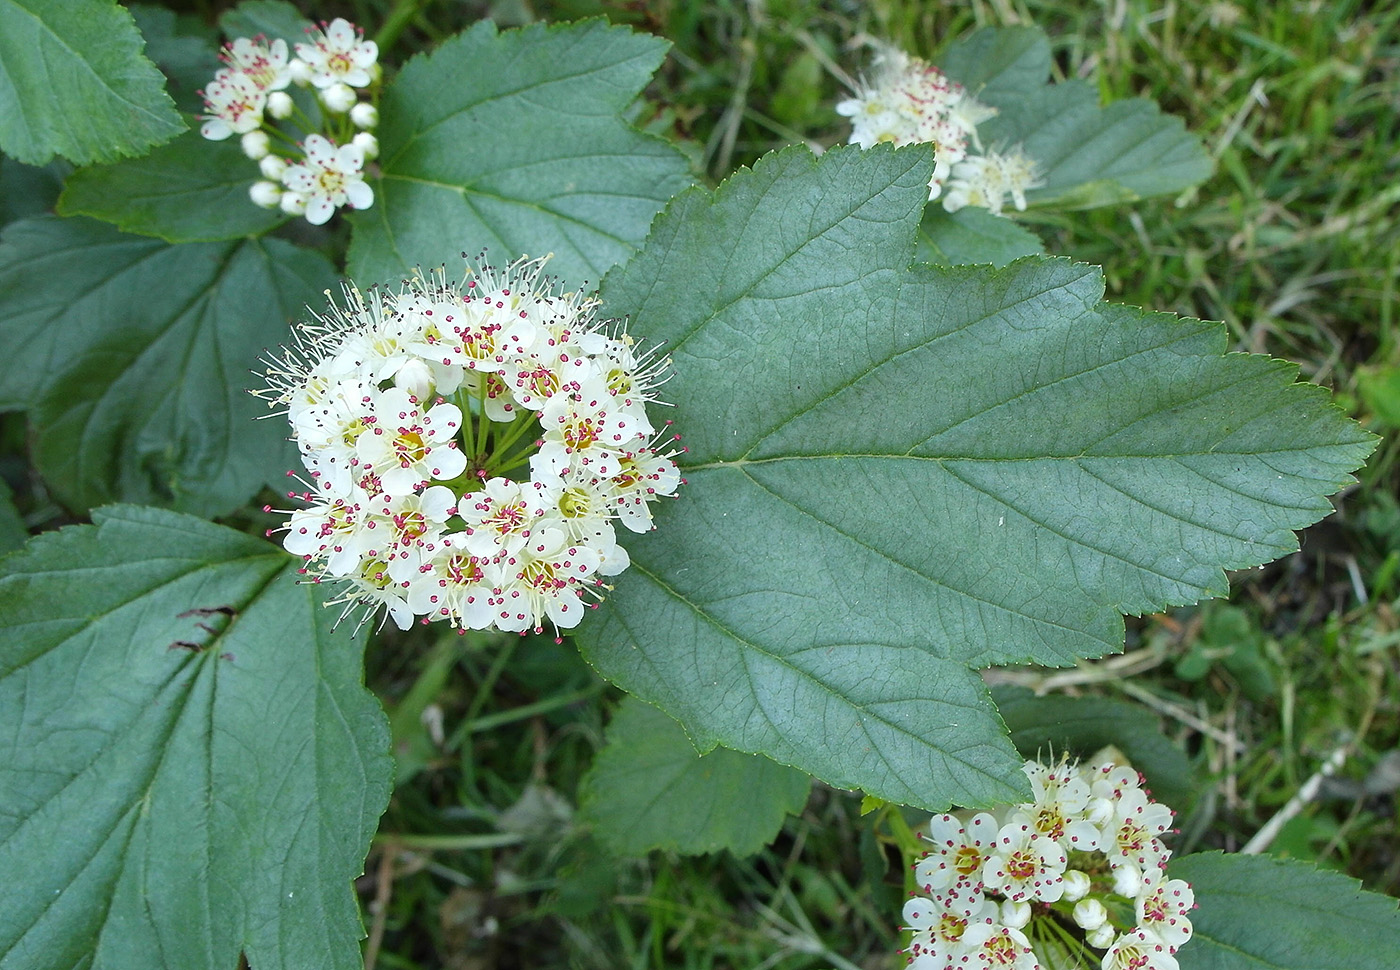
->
[1169,852,1400,969]
[347,18,693,289]
[917,205,1045,268]
[938,27,1213,209]
[0,505,392,970]
[580,696,810,857]
[0,0,184,165]
[58,129,287,242]
[0,155,66,226]
[991,686,1195,809]
[577,143,1373,811]
[0,215,337,517]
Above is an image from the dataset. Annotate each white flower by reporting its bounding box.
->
[280,191,308,216]
[943,147,1041,216]
[224,36,291,93]
[1014,759,1102,851]
[837,42,993,199]
[902,887,995,969]
[982,821,1068,902]
[353,386,466,494]
[915,812,1000,894]
[296,18,379,89]
[1135,869,1194,951]
[282,134,373,225]
[492,527,603,633]
[1101,928,1179,970]
[260,253,681,634]
[1104,788,1173,872]
[957,922,1040,970]
[199,69,264,140]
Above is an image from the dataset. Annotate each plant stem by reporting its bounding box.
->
[374,0,430,51]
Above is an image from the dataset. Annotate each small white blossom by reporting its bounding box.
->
[1102,928,1180,970]
[281,134,373,225]
[296,18,379,89]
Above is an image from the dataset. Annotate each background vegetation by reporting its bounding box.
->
[6,0,1398,966]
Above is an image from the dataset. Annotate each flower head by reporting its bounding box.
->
[295,18,379,89]
[258,255,682,634]
[281,134,374,225]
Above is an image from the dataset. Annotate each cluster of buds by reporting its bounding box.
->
[901,757,1194,970]
[199,19,380,225]
[255,255,682,635]
[836,43,1040,214]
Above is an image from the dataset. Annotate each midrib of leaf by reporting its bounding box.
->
[624,554,1064,786]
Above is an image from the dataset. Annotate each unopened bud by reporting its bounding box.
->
[320,82,356,114]
[241,130,270,160]
[1085,923,1117,949]
[288,58,312,86]
[394,359,434,400]
[350,102,378,129]
[1072,897,1108,932]
[1000,900,1030,929]
[352,132,379,160]
[267,90,294,119]
[259,154,288,180]
[1112,863,1142,898]
[1061,869,1091,902]
[249,180,282,209]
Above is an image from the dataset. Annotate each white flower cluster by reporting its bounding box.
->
[836,43,1041,214]
[901,758,1194,970]
[257,256,682,636]
[199,19,380,225]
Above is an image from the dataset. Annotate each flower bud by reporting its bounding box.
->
[350,102,378,129]
[1072,898,1107,931]
[1112,863,1142,898]
[1060,869,1091,902]
[267,90,295,119]
[241,130,270,160]
[249,180,283,209]
[1087,796,1115,827]
[288,58,312,86]
[1085,924,1116,949]
[394,358,435,401]
[320,82,357,114]
[259,154,288,180]
[279,191,308,216]
[353,132,379,160]
[999,900,1030,930]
